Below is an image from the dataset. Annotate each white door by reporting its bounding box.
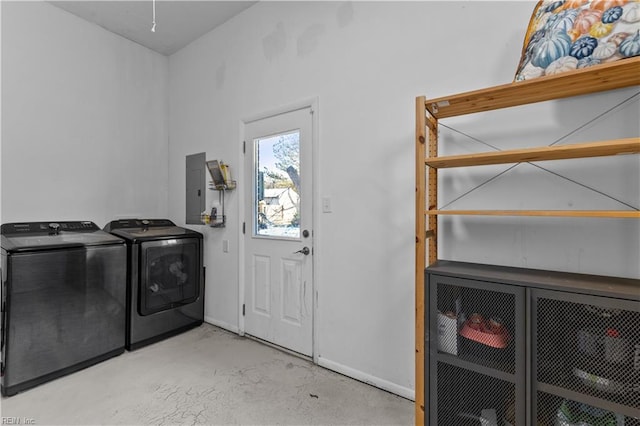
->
[243,107,313,356]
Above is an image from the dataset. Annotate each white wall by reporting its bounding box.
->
[1,2,169,226]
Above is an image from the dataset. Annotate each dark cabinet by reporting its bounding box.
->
[426,261,639,426]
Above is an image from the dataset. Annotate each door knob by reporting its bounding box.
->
[294,247,310,255]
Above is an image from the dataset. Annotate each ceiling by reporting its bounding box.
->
[49,1,258,56]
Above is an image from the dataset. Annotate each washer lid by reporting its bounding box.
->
[109,226,202,242]
[1,221,125,252]
[104,219,202,242]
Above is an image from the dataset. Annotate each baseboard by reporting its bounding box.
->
[317,356,415,401]
[204,316,239,334]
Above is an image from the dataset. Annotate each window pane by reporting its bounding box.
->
[255,131,300,239]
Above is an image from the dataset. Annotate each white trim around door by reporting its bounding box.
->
[238,98,319,363]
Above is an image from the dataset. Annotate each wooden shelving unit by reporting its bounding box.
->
[414,56,640,426]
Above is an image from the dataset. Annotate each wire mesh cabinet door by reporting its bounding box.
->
[531,288,640,425]
[427,274,526,426]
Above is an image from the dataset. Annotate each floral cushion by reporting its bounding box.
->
[515,0,640,81]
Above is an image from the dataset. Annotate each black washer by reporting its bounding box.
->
[1,221,126,396]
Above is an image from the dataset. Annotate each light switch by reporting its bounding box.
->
[222,239,229,253]
[322,197,332,213]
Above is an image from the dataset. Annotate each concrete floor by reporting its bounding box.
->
[1,324,414,425]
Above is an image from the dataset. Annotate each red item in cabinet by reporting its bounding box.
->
[460,314,510,349]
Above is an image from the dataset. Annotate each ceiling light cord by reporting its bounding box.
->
[151,0,156,32]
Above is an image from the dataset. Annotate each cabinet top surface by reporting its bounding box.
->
[426,260,640,300]
[422,57,640,119]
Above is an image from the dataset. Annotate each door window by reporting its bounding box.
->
[254,130,301,239]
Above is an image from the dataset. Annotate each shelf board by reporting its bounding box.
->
[537,382,640,419]
[425,210,640,218]
[425,138,640,169]
[208,180,236,190]
[424,57,640,119]
[436,352,516,384]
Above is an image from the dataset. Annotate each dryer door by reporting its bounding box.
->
[138,238,201,316]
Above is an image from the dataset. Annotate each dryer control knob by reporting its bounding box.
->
[48,223,60,235]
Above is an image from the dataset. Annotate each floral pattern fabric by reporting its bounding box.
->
[515,0,640,81]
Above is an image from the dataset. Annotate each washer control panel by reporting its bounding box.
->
[105,219,175,230]
[1,221,99,234]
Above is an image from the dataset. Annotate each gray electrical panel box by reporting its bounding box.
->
[185,152,206,225]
